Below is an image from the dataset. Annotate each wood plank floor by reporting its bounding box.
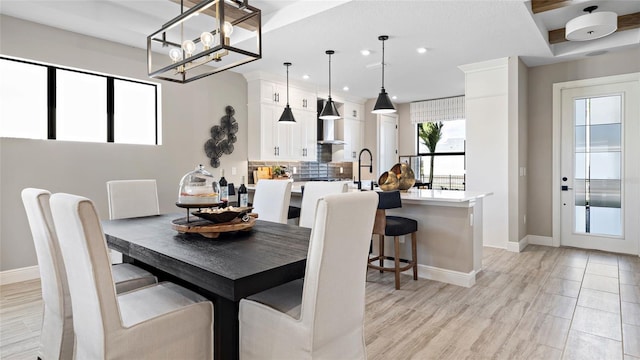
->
[1,245,639,359]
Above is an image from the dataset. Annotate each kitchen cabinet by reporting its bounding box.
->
[247,77,317,161]
[293,109,317,160]
[289,87,316,111]
[259,80,315,111]
[334,101,365,161]
[248,103,294,161]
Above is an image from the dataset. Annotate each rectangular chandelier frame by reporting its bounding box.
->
[147,0,261,84]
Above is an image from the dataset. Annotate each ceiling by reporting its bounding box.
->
[1,0,639,103]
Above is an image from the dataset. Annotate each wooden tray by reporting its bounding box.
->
[172,216,256,239]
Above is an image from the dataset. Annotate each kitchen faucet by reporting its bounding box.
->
[357,148,373,190]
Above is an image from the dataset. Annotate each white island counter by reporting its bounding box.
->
[247,183,491,287]
[385,188,492,287]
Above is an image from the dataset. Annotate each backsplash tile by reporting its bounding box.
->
[248,159,353,184]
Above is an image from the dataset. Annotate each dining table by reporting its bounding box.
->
[102,213,311,360]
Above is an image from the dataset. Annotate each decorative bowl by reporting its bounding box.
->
[192,206,253,223]
[378,171,400,191]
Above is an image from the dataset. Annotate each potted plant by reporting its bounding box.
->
[418,121,443,187]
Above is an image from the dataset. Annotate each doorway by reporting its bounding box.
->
[377,114,398,176]
[553,73,639,255]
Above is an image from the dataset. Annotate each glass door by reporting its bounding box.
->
[560,80,639,254]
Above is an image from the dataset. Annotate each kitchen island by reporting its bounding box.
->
[248,183,491,287]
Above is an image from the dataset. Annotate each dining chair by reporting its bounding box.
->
[251,179,293,224]
[21,188,158,360]
[106,179,160,220]
[239,191,378,359]
[106,179,160,263]
[368,190,418,289]
[50,192,214,359]
[298,181,348,228]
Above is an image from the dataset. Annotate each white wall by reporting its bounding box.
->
[460,58,510,248]
[527,47,640,237]
[0,15,249,271]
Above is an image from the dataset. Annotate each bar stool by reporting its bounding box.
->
[368,190,418,289]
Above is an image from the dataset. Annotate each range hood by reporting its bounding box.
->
[317,99,346,145]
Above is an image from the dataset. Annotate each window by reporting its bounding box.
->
[0,56,159,144]
[0,60,48,139]
[56,69,108,142]
[416,119,466,190]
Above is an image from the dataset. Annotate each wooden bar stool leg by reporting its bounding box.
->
[411,232,418,280]
[394,236,401,290]
[378,234,384,273]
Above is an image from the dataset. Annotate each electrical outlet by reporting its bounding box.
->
[340,167,344,174]
[293,166,297,174]
[231,167,237,175]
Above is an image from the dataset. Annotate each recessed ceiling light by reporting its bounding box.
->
[360,49,371,56]
[392,96,397,100]
[417,47,428,54]
[302,74,310,80]
[343,86,349,91]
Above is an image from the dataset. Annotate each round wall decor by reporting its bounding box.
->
[204,105,238,168]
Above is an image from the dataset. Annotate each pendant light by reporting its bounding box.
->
[279,62,296,123]
[372,35,396,114]
[319,50,341,120]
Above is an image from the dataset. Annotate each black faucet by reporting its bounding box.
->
[357,148,373,190]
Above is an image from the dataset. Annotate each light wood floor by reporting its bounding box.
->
[1,245,639,359]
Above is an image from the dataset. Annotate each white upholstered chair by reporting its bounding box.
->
[298,181,348,228]
[251,179,293,224]
[21,188,158,360]
[239,191,378,360]
[50,193,214,359]
[106,179,160,220]
[106,179,160,263]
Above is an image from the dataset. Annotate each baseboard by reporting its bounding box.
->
[528,235,553,247]
[507,236,529,253]
[376,259,476,288]
[419,264,476,288]
[0,265,40,285]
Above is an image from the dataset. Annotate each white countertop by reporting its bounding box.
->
[247,182,491,205]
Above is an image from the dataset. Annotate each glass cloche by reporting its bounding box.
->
[178,164,220,205]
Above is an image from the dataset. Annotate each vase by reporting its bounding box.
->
[390,163,416,191]
[378,171,399,191]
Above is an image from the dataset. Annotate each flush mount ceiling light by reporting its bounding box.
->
[565,5,617,41]
[372,35,396,114]
[147,0,262,84]
[319,50,341,120]
[279,62,296,124]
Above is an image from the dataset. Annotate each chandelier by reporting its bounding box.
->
[147,0,261,83]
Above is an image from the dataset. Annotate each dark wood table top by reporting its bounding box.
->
[102,213,311,301]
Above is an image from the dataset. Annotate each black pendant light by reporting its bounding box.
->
[319,50,341,120]
[279,62,296,123]
[372,35,396,114]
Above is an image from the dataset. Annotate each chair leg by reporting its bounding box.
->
[378,234,384,273]
[411,232,418,280]
[394,236,401,290]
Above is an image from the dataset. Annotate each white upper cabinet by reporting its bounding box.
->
[343,101,362,121]
[259,80,286,104]
[289,87,316,111]
[247,75,317,161]
[259,80,315,111]
[293,109,317,160]
[334,101,365,161]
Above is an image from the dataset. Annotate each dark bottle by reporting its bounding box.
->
[219,169,228,204]
[238,176,248,207]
